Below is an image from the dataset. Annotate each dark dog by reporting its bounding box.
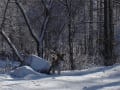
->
[49,53,64,75]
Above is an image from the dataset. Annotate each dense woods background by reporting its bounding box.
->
[0,0,120,70]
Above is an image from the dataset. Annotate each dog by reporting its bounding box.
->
[49,53,64,75]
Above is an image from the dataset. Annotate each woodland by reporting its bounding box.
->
[0,0,120,70]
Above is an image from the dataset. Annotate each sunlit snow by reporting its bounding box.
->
[0,64,120,90]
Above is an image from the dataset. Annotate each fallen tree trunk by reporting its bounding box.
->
[0,31,23,64]
[0,0,23,65]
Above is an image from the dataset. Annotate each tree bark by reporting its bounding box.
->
[103,0,115,66]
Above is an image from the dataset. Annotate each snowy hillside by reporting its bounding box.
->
[0,65,120,90]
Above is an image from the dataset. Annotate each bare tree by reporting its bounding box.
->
[58,0,77,70]
[15,0,53,57]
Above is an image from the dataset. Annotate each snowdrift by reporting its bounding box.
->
[24,55,50,73]
[10,66,47,78]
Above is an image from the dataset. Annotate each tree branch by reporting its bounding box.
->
[0,0,23,64]
[15,0,39,44]
[39,0,53,44]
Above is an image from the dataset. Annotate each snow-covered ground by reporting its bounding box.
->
[0,64,120,90]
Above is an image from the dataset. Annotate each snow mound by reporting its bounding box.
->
[0,74,12,80]
[25,55,50,73]
[10,66,46,78]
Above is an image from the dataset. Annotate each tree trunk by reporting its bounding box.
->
[0,31,23,64]
[103,0,115,66]
[0,0,23,65]
[88,0,94,56]
[67,1,75,70]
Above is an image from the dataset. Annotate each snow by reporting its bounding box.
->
[0,64,120,90]
[0,55,50,74]
[10,66,48,78]
[0,59,20,74]
[25,55,50,73]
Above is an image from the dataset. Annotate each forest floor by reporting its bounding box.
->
[0,64,120,90]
